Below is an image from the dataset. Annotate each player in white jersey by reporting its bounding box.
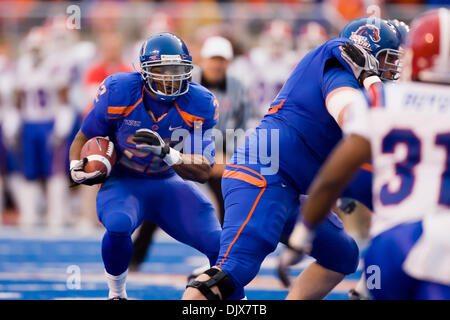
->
[287,8,450,299]
[0,43,26,225]
[15,25,74,231]
[244,20,298,128]
[0,48,16,221]
[296,22,329,60]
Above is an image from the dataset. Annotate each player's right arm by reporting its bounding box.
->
[324,42,384,128]
[69,130,107,186]
[69,130,89,163]
[69,78,113,185]
[322,58,361,128]
[289,92,372,252]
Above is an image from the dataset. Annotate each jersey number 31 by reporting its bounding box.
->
[380,129,450,206]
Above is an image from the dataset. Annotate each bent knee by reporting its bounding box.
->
[311,223,360,275]
[183,273,222,300]
[327,236,359,275]
[101,212,135,235]
[182,286,209,300]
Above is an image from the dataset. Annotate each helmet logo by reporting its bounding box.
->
[161,54,182,62]
[350,25,381,51]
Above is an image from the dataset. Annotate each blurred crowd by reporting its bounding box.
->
[0,0,439,233]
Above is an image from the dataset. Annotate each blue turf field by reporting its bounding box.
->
[0,226,361,300]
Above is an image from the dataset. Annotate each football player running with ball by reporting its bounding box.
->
[69,33,223,300]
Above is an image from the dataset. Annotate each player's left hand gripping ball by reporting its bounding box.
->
[70,136,116,186]
[133,129,182,166]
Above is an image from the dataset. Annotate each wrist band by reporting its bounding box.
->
[163,148,182,166]
[363,75,382,90]
[70,160,80,170]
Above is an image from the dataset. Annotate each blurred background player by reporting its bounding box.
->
[296,22,329,60]
[245,20,298,129]
[0,40,22,226]
[14,25,75,232]
[69,33,223,299]
[0,41,15,223]
[288,8,450,299]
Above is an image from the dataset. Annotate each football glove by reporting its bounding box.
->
[133,128,182,166]
[288,221,315,255]
[69,158,107,186]
[277,246,305,288]
[340,42,380,87]
[337,197,357,214]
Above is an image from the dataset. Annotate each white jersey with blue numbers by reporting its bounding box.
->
[81,72,218,179]
[344,81,450,284]
[16,54,69,123]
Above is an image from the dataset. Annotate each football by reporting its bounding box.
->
[80,137,117,176]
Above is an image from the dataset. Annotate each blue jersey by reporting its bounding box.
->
[81,72,218,179]
[232,38,363,192]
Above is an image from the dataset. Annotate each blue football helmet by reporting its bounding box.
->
[388,19,410,45]
[139,33,193,101]
[341,17,402,81]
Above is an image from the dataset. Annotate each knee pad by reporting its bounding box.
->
[102,212,134,235]
[310,218,360,275]
[186,268,234,300]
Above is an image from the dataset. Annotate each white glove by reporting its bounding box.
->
[70,159,106,186]
[288,222,316,255]
[133,128,182,166]
[277,246,305,288]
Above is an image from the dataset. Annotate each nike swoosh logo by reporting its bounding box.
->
[169,125,183,131]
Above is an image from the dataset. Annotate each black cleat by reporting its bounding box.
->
[348,289,370,300]
[109,296,127,300]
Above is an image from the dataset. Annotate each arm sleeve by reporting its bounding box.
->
[322,59,360,99]
[342,90,371,140]
[80,79,114,138]
[330,42,358,76]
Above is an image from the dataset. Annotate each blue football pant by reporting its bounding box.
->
[217,164,359,299]
[365,221,450,300]
[21,122,54,180]
[96,174,222,276]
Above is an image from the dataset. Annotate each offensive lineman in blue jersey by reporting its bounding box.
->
[69,33,222,299]
[183,17,402,300]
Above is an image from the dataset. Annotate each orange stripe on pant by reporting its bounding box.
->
[222,170,266,188]
[217,165,267,268]
[360,162,373,172]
